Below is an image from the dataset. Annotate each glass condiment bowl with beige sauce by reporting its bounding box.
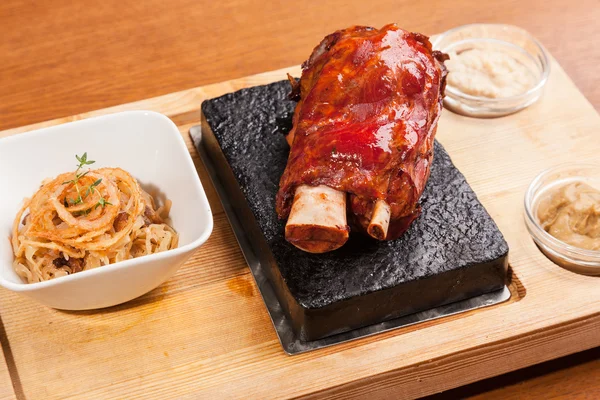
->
[525,165,600,275]
[432,24,550,117]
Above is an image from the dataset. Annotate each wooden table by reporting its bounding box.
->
[1,0,599,398]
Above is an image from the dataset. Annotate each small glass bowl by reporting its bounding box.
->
[432,24,550,118]
[524,164,600,275]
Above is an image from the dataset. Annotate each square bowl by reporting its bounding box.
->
[0,110,213,310]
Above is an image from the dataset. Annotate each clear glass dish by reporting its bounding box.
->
[524,164,600,275]
[432,24,550,118]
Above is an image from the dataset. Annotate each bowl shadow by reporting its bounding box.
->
[57,281,171,316]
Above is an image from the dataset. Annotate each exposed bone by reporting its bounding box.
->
[285,185,349,253]
[367,199,391,240]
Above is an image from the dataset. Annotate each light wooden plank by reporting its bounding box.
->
[0,342,16,400]
[2,0,599,133]
[0,58,599,399]
[0,66,302,139]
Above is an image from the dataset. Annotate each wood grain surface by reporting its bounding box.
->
[428,347,600,400]
[0,339,16,400]
[1,0,599,398]
[1,0,600,132]
[0,59,599,399]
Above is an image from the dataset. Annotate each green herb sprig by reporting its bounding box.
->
[85,178,103,198]
[95,197,113,209]
[62,153,112,212]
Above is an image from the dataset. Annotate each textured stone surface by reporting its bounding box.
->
[200,80,509,340]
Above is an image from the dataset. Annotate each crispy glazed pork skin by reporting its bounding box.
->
[276,24,447,244]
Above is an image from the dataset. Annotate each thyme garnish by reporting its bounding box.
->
[62,153,111,211]
[95,197,113,210]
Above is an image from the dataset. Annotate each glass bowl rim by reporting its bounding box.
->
[523,163,600,262]
[432,23,551,104]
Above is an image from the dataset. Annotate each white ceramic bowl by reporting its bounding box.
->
[0,110,213,309]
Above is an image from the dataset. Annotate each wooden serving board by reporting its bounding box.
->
[0,54,599,399]
[0,344,16,400]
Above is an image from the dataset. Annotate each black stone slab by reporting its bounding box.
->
[199,80,509,341]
